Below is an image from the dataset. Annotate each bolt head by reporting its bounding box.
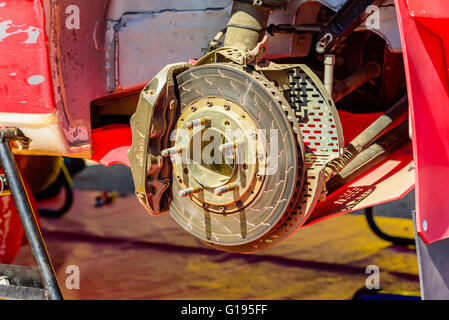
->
[0,276,10,286]
[422,219,428,232]
[169,99,178,110]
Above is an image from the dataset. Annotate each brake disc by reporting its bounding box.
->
[207,62,344,253]
[168,63,304,248]
[129,58,343,253]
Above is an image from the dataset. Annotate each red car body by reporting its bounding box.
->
[0,0,447,261]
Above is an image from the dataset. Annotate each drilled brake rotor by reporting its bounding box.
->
[129,58,343,253]
[207,63,344,253]
[168,64,304,249]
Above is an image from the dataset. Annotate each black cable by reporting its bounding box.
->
[37,163,74,218]
[365,207,415,247]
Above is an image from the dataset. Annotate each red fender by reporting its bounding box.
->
[0,187,23,264]
[0,166,38,264]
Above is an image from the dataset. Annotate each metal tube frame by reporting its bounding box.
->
[0,128,63,300]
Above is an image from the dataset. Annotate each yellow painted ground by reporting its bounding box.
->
[15,191,420,299]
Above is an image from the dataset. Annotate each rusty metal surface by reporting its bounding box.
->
[46,0,108,154]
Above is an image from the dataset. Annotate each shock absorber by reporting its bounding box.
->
[223,0,287,50]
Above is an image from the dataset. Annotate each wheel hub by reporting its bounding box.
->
[165,64,303,247]
[171,97,264,214]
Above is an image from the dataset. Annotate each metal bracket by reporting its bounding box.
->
[315,0,375,54]
[0,128,62,300]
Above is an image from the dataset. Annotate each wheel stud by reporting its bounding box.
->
[186,117,211,130]
[178,186,203,197]
[219,141,242,153]
[214,182,239,196]
[161,146,184,157]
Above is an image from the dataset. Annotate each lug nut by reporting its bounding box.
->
[178,186,203,197]
[161,146,184,157]
[186,117,211,130]
[214,182,239,196]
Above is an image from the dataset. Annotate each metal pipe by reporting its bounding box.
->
[224,1,270,50]
[0,139,63,300]
[332,61,381,102]
[324,54,336,96]
[325,95,408,180]
[364,207,415,247]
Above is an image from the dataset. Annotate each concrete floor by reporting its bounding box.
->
[13,164,420,299]
[73,163,416,219]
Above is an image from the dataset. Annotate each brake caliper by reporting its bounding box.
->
[129,63,191,215]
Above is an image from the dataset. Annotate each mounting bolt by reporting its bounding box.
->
[422,219,428,232]
[316,33,333,53]
[191,106,197,112]
[224,104,231,111]
[178,186,203,197]
[214,182,239,196]
[0,276,11,286]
